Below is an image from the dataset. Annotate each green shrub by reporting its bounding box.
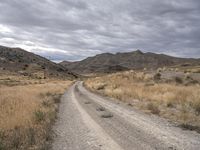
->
[34,110,45,122]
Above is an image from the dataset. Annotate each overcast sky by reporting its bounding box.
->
[0,0,200,62]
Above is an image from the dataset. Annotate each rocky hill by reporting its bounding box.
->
[0,45,77,79]
[60,50,200,74]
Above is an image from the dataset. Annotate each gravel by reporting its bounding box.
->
[52,81,200,150]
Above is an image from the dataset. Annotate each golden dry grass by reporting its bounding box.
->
[85,71,200,129]
[0,81,71,129]
[0,76,73,149]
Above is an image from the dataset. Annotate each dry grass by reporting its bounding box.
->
[85,71,200,130]
[0,74,46,87]
[0,76,72,150]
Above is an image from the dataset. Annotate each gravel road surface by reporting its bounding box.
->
[52,81,200,150]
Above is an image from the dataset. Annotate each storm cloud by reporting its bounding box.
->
[0,0,200,61]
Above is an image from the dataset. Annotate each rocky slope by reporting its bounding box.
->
[0,45,77,79]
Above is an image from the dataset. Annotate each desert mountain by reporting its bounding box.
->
[0,45,77,79]
[60,50,200,74]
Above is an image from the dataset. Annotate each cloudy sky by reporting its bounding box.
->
[0,0,200,62]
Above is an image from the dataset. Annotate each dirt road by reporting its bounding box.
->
[52,81,200,150]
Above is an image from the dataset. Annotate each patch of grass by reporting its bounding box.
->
[34,110,45,123]
[0,79,72,149]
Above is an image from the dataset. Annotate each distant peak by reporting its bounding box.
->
[134,49,143,54]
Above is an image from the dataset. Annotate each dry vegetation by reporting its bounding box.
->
[0,75,72,150]
[85,70,200,132]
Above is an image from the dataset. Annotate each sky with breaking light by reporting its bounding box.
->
[0,0,200,62]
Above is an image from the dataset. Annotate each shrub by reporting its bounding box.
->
[153,73,161,81]
[41,65,46,70]
[27,128,35,145]
[45,92,52,97]
[53,95,61,103]
[34,110,45,122]
[193,101,200,115]
[96,83,106,90]
[175,77,183,84]
[42,100,50,107]
[147,103,160,114]
[11,127,21,149]
[157,68,162,73]
[24,64,29,68]
[166,101,174,108]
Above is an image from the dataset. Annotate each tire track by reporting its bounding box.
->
[52,83,122,150]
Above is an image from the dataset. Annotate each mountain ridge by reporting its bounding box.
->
[60,50,200,74]
[0,45,78,79]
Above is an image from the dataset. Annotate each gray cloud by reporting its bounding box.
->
[0,0,200,61]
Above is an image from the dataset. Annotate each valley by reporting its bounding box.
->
[0,46,200,150]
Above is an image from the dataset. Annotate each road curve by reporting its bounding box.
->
[52,81,200,150]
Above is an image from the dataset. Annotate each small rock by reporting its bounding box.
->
[101,112,113,118]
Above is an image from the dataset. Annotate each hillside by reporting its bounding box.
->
[60,50,200,74]
[0,45,77,79]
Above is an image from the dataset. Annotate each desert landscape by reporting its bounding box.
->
[0,45,200,149]
[1,0,200,150]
